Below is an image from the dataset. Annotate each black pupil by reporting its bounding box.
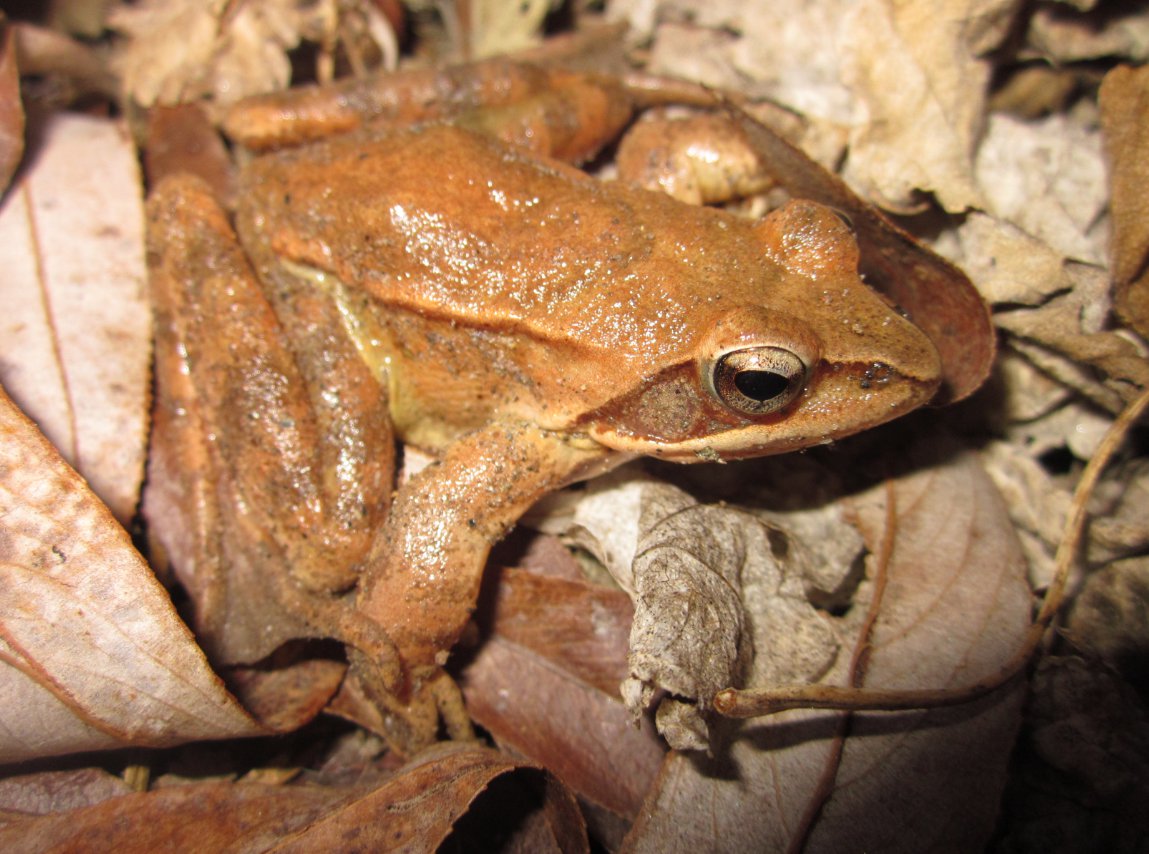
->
[734,370,790,402]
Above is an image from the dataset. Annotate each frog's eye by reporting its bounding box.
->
[709,347,809,415]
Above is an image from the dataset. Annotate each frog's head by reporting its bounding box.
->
[582,200,944,462]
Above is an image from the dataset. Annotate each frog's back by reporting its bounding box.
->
[238,123,771,371]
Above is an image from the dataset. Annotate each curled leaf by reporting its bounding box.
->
[0,745,587,852]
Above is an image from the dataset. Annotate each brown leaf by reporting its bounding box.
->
[625,442,1030,852]
[0,768,133,816]
[0,746,587,852]
[0,26,24,194]
[481,566,633,697]
[0,386,266,762]
[0,113,151,524]
[460,568,665,823]
[1100,64,1149,337]
[226,656,348,734]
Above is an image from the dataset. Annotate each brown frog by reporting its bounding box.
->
[146,60,953,747]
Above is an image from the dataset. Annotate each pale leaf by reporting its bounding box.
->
[470,0,555,59]
[622,485,757,750]
[948,212,1077,306]
[0,387,265,762]
[839,0,1014,212]
[0,112,150,524]
[109,0,309,106]
[975,111,1109,266]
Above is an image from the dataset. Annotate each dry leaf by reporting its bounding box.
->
[111,0,304,106]
[0,768,133,816]
[475,565,633,697]
[995,348,1072,424]
[639,0,856,122]
[949,212,1078,306]
[543,468,849,751]
[468,0,556,59]
[840,0,1013,213]
[633,0,1009,211]
[1005,656,1149,844]
[1069,556,1149,667]
[1025,3,1149,63]
[981,437,1073,589]
[988,64,1082,119]
[10,22,120,102]
[995,273,1149,409]
[0,26,23,194]
[543,473,748,748]
[1088,460,1149,561]
[0,745,587,852]
[459,567,665,824]
[976,110,1109,266]
[0,112,151,524]
[625,443,1030,852]
[0,386,265,763]
[1099,64,1149,337]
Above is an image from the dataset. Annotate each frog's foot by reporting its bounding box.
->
[347,649,475,754]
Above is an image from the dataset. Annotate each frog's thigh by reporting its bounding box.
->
[253,262,396,592]
[148,175,383,595]
[355,423,613,676]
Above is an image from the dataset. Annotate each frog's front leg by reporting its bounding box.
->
[352,423,617,691]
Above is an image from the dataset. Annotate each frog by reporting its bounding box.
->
[145,58,960,750]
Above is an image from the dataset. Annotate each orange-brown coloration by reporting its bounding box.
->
[148,59,983,748]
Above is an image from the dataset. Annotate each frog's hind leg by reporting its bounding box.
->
[146,174,396,666]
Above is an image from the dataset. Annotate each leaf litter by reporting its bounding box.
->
[1,0,1149,850]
